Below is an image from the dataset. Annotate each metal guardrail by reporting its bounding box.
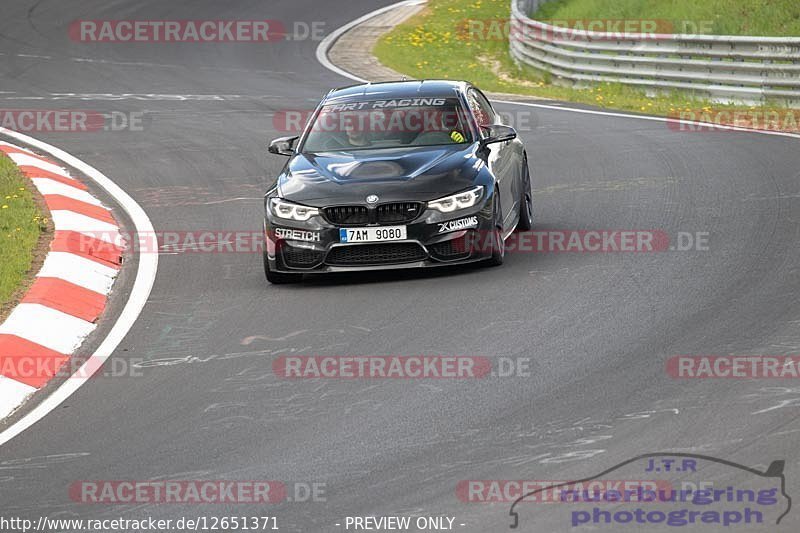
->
[510,0,800,106]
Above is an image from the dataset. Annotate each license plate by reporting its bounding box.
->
[339,226,407,243]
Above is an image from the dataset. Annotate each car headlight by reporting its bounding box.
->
[428,186,484,213]
[269,198,319,221]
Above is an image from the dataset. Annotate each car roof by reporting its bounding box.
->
[323,80,469,103]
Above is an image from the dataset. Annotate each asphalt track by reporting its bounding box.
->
[2,1,800,532]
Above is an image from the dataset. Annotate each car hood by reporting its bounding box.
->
[277,144,482,206]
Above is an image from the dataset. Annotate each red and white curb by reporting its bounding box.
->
[0,141,125,419]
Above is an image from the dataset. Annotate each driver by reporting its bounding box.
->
[344,120,370,147]
[441,109,465,143]
[450,130,465,143]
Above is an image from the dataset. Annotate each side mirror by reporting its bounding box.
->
[268,135,299,156]
[480,124,517,145]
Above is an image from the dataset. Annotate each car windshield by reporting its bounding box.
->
[302,98,473,152]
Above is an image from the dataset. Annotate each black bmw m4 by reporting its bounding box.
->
[263,79,533,283]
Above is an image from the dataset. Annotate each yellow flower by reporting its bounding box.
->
[1,205,8,209]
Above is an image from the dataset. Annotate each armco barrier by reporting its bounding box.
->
[509,0,800,106]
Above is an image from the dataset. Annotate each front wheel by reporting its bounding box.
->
[264,251,302,284]
[516,157,533,232]
[485,194,505,267]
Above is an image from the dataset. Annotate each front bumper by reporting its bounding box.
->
[264,202,496,274]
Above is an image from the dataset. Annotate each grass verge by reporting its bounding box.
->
[373,0,796,120]
[535,0,800,37]
[0,155,49,315]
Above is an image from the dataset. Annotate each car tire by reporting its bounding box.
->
[264,251,302,284]
[516,156,533,232]
[485,194,505,267]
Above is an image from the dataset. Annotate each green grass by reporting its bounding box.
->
[0,156,45,308]
[374,0,794,118]
[534,0,800,37]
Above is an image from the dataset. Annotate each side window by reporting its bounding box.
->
[468,89,496,132]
